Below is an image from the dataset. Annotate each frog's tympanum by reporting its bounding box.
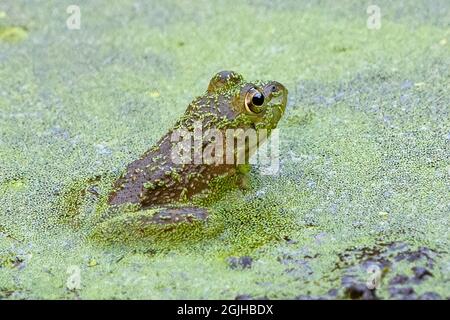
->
[107,71,287,227]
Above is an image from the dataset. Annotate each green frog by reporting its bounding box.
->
[92,71,287,239]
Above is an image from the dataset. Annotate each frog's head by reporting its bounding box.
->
[207,70,288,131]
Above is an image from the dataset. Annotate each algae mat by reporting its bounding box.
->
[0,0,449,299]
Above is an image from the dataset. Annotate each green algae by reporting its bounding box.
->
[0,178,27,193]
[0,0,449,299]
[0,26,27,42]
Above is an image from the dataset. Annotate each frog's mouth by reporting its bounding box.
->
[261,83,288,130]
[267,101,286,128]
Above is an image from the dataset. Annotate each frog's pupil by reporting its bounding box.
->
[252,93,264,106]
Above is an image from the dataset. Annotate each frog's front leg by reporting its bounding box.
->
[236,164,252,190]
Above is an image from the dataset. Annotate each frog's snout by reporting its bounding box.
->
[264,81,287,106]
[263,81,288,125]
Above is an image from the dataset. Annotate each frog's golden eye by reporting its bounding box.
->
[245,89,265,114]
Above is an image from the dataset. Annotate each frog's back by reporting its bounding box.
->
[108,94,238,208]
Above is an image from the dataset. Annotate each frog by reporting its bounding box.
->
[99,71,287,233]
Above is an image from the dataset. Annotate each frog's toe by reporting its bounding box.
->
[147,206,208,225]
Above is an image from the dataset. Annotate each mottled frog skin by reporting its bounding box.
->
[107,71,287,225]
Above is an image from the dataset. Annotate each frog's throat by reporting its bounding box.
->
[235,128,271,164]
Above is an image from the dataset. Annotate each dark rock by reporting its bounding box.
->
[389,286,416,299]
[412,266,433,280]
[327,288,338,297]
[394,247,436,265]
[389,274,409,285]
[342,275,377,300]
[239,256,253,268]
[344,283,377,300]
[283,236,298,245]
[337,243,440,300]
[228,256,253,269]
[418,292,441,300]
[87,185,100,197]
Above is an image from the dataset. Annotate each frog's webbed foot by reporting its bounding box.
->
[142,206,208,225]
[92,205,210,243]
[236,164,252,190]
